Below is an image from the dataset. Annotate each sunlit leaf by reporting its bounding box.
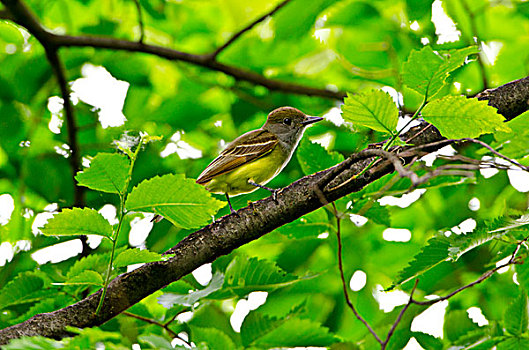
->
[75,153,130,194]
[125,174,225,229]
[422,96,511,139]
[40,208,113,238]
[342,90,399,134]
[402,46,478,99]
[63,270,103,286]
[113,248,163,268]
[504,290,528,336]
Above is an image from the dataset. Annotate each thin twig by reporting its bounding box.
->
[208,0,292,60]
[332,202,382,344]
[458,138,529,171]
[163,312,179,327]
[381,279,419,349]
[122,311,188,344]
[411,236,528,306]
[131,0,144,43]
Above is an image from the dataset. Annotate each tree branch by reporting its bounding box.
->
[44,48,85,208]
[45,47,89,254]
[0,0,346,100]
[1,74,528,344]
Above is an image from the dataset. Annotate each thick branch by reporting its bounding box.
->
[476,75,529,121]
[0,0,345,100]
[1,74,528,344]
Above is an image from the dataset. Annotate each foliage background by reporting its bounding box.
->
[0,0,529,349]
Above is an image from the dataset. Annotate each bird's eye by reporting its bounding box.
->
[283,118,292,125]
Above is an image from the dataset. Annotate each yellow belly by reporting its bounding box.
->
[204,146,288,196]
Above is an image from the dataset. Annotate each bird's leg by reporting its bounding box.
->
[225,193,235,214]
[248,181,279,201]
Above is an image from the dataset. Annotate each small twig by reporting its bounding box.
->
[332,202,382,344]
[411,237,529,306]
[131,0,144,43]
[122,311,187,343]
[208,0,292,60]
[163,312,179,327]
[381,279,419,349]
[458,138,529,171]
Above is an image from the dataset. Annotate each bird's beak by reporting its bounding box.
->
[301,116,323,126]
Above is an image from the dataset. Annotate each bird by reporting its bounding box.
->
[196,106,322,213]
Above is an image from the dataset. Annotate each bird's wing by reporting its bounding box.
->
[196,129,279,184]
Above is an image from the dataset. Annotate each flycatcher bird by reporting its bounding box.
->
[196,106,322,213]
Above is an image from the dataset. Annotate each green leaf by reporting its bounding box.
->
[274,0,335,40]
[125,174,225,229]
[2,336,64,350]
[448,216,527,261]
[0,272,44,310]
[325,1,380,26]
[64,270,103,286]
[495,111,529,158]
[40,208,113,238]
[422,96,511,139]
[66,253,109,281]
[350,199,391,227]
[191,326,236,350]
[296,137,344,176]
[504,291,528,336]
[412,332,443,350]
[516,262,529,293]
[402,46,479,99]
[158,272,224,308]
[241,312,338,347]
[221,256,298,297]
[342,90,399,134]
[0,21,25,46]
[497,337,529,350]
[276,208,333,238]
[75,153,130,194]
[444,309,479,343]
[113,248,163,268]
[390,234,450,289]
[138,334,175,350]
